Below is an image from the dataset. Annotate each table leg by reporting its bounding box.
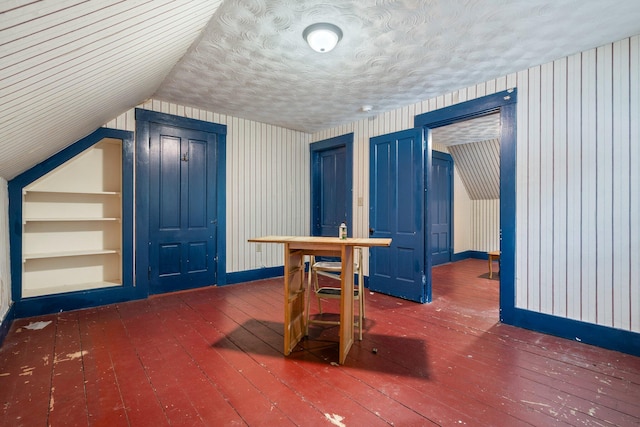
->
[489,255,493,279]
[283,245,306,355]
[339,245,354,364]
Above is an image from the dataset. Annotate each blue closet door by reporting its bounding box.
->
[148,123,218,293]
[431,151,453,266]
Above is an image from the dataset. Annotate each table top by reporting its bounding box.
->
[248,235,392,247]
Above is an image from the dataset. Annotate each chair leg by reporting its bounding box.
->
[357,249,364,341]
[314,270,324,314]
[305,257,312,336]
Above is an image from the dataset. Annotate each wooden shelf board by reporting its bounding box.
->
[24,249,120,261]
[24,190,120,195]
[24,217,120,223]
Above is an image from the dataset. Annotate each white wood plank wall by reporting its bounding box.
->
[314,36,639,332]
[0,179,10,322]
[102,35,638,333]
[105,101,311,274]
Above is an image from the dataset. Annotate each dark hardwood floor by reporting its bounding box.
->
[1,259,639,426]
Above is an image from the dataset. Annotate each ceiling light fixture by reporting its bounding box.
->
[303,23,343,53]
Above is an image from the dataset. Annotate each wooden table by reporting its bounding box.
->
[248,235,392,364]
[488,250,500,279]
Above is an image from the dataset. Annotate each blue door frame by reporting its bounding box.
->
[415,89,517,318]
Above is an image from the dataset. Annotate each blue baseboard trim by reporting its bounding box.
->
[502,307,640,357]
[14,288,145,319]
[451,250,487,262]
[0,303,16,347]
[226,266,285,285]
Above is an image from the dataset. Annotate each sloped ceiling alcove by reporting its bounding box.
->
[2,0,640,180]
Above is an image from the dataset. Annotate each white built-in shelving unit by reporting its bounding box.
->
[21,138,123,297]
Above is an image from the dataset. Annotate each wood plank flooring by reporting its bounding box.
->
[1,259,639,426]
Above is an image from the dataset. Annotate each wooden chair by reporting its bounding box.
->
[306,248,365,340]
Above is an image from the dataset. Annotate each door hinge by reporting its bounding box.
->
[422,274,426,285]
[148,266,151,280]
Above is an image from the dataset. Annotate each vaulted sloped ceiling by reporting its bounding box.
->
[0,1,223,179]
[432,113,501,200]
[449,139,500,200]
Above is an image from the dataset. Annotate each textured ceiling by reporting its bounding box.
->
[432,114,500,146]
[155,0,640,133]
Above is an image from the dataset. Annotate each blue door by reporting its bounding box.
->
[369,128,426,302]
[431,151,453,266]
[313,146,347,236]
[148,123,218,293]
[311,134,353,237]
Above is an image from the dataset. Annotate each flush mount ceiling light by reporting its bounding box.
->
[303,23,343,53]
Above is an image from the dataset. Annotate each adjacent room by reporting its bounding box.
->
[1,1,639,425]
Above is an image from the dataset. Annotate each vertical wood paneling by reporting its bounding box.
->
[0,179,10,322]
[312,35,639,333]
[612,38,631,330]
[452,164,472,253]
[540,61,554,315]
[581,48,598,325]
[631,35,640,333]
[471,200,500,252]
[552,57,568,317]
[527,65,542,312]
[596,43,614,327]
[101,36,640,334]
[566,52,582,321]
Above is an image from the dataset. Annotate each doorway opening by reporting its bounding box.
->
[415,89,516,321]
[430,113,501,310]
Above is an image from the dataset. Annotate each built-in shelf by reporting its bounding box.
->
[20,138,124,297]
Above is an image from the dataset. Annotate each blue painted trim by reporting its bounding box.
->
[226,266,285,285]
[135,109,226,135]
[8,128,136,315]
[503,308,640,357]
[14,287,145,318]
[451,250,487,262]
[216,130,227,285]
[424,129,433,302]
[134,109,228,292]
[414,88,517,317]
[0,304,16,347]
[414,90,517,129]
[310,133,354,236]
